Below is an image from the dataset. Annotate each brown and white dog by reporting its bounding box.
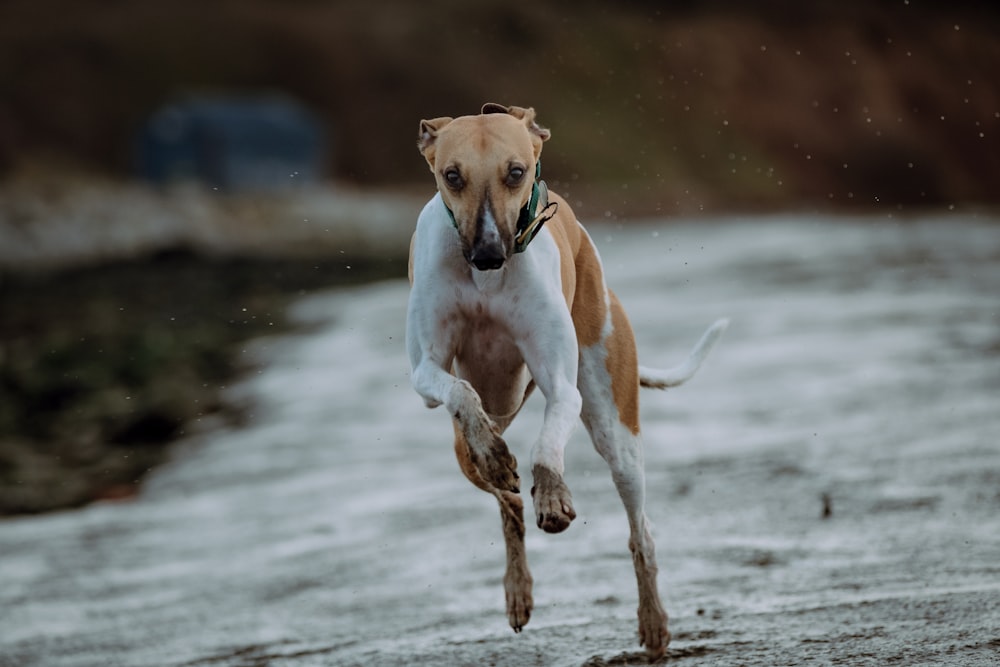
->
[406,103,726,657]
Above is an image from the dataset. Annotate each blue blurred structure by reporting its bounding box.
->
[137,95,327,192]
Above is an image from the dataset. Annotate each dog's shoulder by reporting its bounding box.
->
[542,191,608,345]
[543,191,583,264]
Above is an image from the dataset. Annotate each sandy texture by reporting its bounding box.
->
[1,215,998,666]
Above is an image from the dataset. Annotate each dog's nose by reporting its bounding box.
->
[472,257,503,271]
[471,252,505,271]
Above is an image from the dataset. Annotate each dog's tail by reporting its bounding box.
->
[639,318,729,390]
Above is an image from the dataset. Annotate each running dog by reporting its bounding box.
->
[406,103,726,657]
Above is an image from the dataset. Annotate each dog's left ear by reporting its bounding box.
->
[417,116,453,169]
[481,103,550,158]
[481,102,509,115]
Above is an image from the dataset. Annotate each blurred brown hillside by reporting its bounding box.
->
[1,0,998,212]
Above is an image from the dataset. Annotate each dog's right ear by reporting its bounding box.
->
[417,116,453,169]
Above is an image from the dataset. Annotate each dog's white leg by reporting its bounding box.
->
[579,295,670,658]
[596,431,669,659]
[527,381,582,533]
[513,306,583,533]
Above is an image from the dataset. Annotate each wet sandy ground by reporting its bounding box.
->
[1,215,999,666]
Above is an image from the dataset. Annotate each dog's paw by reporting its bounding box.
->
[451,383,520,493]
[530,464,576,533]
[637,603,670,659]
[504,568,533,632]
[468,430,520,493]
[485,433,520,493]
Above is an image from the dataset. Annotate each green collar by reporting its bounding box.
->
[444,160,559,254]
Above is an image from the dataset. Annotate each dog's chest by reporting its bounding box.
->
[445,286,522,361]
[459,312,513,355]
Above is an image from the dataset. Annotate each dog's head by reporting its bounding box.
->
[417,103,550,271]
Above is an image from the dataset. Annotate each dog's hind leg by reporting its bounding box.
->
[452,420,533,632]
[578,294,670,658]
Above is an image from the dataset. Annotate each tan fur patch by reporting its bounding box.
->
[571,236,608,349]
[452,421,491,493]
[544,193,608,348]
[540,192,579,307]
[606,290,641,435]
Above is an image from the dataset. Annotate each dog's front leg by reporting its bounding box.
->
[529,380,582,533]
[409,356,520,493]
[446,376,520,493]
[517,312,583,533]
[407,284,521,492]
[408,296,527,629]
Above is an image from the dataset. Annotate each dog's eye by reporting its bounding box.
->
[444,168,463,189]
[507,166,526,185]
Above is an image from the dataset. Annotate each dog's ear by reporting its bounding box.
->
[481,102,509,115]
[507,106,551,159]
[482,104,551,143]
[480,104,551,147]
[417,116,453,169]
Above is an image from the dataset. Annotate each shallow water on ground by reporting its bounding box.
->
[1,214,998,666]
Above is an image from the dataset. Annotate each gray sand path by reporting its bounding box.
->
[1,215,998,666]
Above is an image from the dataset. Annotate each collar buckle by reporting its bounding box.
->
[513,177,558,254]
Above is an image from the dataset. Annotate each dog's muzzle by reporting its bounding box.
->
[469,246,506,271]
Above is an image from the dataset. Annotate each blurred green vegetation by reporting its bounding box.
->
[0,254,400,514]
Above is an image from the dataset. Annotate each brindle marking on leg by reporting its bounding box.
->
[631,528,670,657]
[453,423,532,631]
[499,489,533,631]
[469,430,520,494]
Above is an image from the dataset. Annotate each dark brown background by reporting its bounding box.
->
[2,0,999,212]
